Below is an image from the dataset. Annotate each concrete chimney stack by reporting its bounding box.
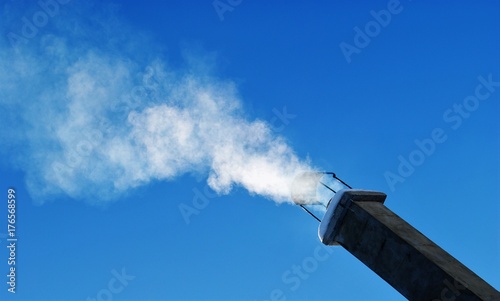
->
[319,190,500,301]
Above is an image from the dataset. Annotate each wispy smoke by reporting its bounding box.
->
[0,3,314,205]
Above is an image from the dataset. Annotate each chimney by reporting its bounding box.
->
[319,189,500,301]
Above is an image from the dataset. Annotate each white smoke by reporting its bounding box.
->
[0,5,315,205]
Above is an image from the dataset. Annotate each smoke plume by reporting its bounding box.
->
[0,3,315,205]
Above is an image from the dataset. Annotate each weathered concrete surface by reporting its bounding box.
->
[324,191,500,301]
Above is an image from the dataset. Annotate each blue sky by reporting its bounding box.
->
[0,0,499,300]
